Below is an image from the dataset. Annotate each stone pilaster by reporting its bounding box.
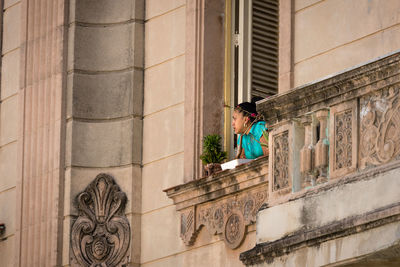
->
[15,0,68,266]
[65,1,144,266]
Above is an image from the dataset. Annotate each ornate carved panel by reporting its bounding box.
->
[360,86,400,169]
[193,189,267,249]
[334,110,353,170]
[272,131,289,191]
[330,100,358,178]
[71,173,131,267]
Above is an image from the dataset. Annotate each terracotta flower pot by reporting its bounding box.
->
[204,163,222,176]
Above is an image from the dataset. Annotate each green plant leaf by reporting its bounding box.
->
[260,129,269,147]
[199,134,227,164]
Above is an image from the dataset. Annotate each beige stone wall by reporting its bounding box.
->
[294,0,400,87]
[1,0,399,266]
[0,0,21,266]
[142,1,254,266]
[141,1,185,265]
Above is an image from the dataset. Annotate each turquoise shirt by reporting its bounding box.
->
[237,121,267,159]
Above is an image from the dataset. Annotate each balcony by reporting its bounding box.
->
[164,156,268,249]
[240,51,400,266]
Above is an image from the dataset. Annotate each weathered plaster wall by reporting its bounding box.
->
[294,0,400,87]
[253,165,400,267]
[0,1,21,266]
[257,167,400,244]
[253,221,400,267]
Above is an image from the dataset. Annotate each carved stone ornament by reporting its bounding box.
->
[360,86,400,168]
[180,207,198,246]
[273,131,289,191]
[334,109,353,170]
[71,173,130,267]
[193,190,267,249]
[223,211,245,249]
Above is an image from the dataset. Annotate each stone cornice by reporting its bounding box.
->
[240,201,400,266]
[258,50,400,126]
[164,156,269,211]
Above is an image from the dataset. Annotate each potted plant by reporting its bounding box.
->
[200,134,227,176]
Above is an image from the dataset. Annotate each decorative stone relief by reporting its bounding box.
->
[360,87,400,168]
[335,109,353,170]
[223,212,245,249]
[180,207,198,246]
[187,190,267,249]
[329,100,357,178]
[71,173,130,267]
[273,131,289,191]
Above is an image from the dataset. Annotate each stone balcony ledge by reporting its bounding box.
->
[164,156,269,249]
[164,155,269,210]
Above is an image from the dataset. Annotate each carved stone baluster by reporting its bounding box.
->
[300,115,313,188]
[315,110,329,184]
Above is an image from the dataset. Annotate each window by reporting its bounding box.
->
[226,0,279,158]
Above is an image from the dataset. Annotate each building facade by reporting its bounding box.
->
[0,0,400,266]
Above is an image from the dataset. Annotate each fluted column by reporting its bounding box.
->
[15,0,68,266]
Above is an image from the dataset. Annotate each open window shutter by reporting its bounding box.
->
[251,0,279,98]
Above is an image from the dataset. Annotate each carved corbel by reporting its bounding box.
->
[70,173,131,267]
[315,109,329,184]
[300,115,314,188]
[180,207,199,246]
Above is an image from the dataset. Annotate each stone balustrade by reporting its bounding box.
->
[257,50,400,206]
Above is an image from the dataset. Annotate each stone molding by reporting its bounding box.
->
[165,156,269,248]
[71,173,130,267]
[240,201,400,266]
